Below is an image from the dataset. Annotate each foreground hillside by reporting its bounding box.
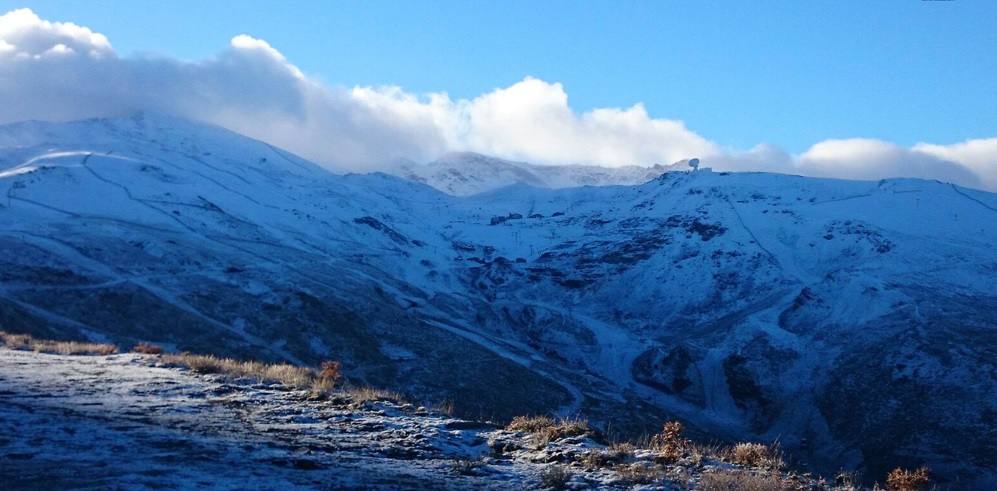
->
[0,114,994,486]
[1,342,839,490]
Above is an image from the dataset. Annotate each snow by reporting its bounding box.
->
[0,348,533,489]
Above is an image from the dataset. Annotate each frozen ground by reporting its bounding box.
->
[1,348,831,490]
[0,347,541,490]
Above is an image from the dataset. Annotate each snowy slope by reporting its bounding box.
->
[1,115,995,486]
[391,152,680,196]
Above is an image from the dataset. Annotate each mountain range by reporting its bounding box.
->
[0,114,994,487]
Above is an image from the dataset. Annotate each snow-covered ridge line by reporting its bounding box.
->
[388,151,685,196]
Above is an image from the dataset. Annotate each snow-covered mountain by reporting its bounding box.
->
[1,114,995,486]
[391,152,680,196]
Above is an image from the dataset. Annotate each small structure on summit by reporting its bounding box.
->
[688,158,701,172]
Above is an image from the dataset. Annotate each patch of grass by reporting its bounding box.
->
[507,415,557,433]
[607,441,636,458]
[507,415,590,448]
[161,352,406,404]
[131,342,164,354]
[614,462,663,485]
[345,385,407,405]
[728,442,784,470]
[161,353,318,392]
[579,441,638,470]
[699,469,792,491]
[0,331,117,356]
[885,466,930,491]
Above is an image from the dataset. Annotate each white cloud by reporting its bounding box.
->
[0,8,111,59]
[1,8,995,190]
[794,138,983,188]
[914,138,997,190]
[460,77,719,166]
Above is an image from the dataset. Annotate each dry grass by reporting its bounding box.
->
[580,441,636,470]
[578,450,615,470]
[614,462,664,485]
[686,441,723,468]
[309,376,335,394]
[162,352,326,392]
[508,415,557,433]
[608,441,637,457]
[728,442,784,470]
[345,386,407,405]
[0,331,117,356]
[160,352,406,404]
[507,415,590,447]
[131,342,164,354]
[885,466,930,491]
[699,469,793,491]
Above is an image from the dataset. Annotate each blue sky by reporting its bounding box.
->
[2,2,996,189]
[8,0,996,152]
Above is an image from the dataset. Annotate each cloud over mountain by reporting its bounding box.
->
[1,8,994,189]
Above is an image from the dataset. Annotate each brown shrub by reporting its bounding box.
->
[885,466,930,491]
[649,420,689,462]
[319,361,342,384]
[0,331,117,356]
[700,469,791,491]
[132,342,164,354]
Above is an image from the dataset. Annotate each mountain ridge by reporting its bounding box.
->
[0,115,995,487]
[389,151,684,196]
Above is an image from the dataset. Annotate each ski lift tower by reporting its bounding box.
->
[688,158,700,172]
